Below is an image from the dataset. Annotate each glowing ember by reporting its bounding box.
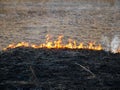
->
[3,35,103,51]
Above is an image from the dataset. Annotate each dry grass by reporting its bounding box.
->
[0,0,120,50]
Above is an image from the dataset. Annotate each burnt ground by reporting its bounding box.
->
[0,47,120,90]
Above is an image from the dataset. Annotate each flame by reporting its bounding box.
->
[3,35,103,51]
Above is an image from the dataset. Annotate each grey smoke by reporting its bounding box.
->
[101,35,110,52]
[111,35,120,53]
[101,35,120,53]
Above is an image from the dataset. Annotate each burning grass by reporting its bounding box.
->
[3,35,120,54]
[0,47,120,89]
[3,35,103,51]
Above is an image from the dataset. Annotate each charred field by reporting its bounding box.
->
[0,47,120,89]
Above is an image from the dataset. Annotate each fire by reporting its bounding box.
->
[3,35,103,51]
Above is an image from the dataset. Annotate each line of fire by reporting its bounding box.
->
[3,34,120,53]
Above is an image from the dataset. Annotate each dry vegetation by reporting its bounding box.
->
[0,0,120,50]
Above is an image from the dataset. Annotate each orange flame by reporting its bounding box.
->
[3,35,103,51]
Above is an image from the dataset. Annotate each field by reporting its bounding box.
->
[0,0,120,50]
[0,0,120,89]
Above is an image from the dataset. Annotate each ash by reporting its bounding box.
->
[0,47,120,89]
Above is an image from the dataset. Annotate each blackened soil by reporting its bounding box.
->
[0,47,120,90]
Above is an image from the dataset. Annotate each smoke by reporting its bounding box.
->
[111,35,120,53]
[101,35,110,52]
[101,35,120,53]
